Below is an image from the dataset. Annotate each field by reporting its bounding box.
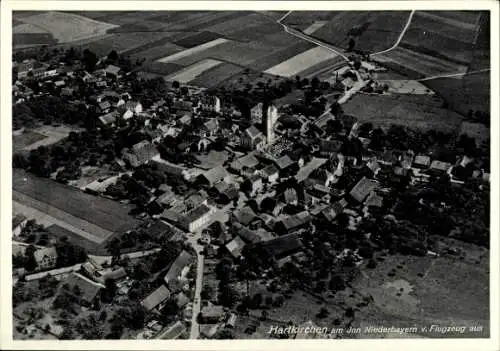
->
[190,63,245,88]
[13,131,46,152]
[157,38,230,63]
[173,31,223,48]
[13,169,140,235]
[351,246,489,338]
[303,21,327,35]
[165,59,223,83]
[264,46,338,77]
[342,93,464,132]
[423,70,490,115]
[286,11,411,53]
[16,11,119,43]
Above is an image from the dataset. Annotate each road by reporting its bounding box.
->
[371,10,416,56]
[417,68,491,82]
[184,232,205,339]
[276,11,350,62]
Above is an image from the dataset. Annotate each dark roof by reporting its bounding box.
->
[141,285,171,311]
[234,223,261,244]
[276,211,311,231]
[232,207,256,226]
[180,204,212,226]
[98,101,111,111]
[257,232,303,259]
[261,164,279,177]
[148,221,174,238]
[230,154,260,171]
[151,160,185,177]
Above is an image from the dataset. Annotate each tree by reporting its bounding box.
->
[251,293,263,308]
[317,307,329,318]
[82,49,98,72]
[107,50,119,62]
[265,295,273,306]
[347,38,356,51]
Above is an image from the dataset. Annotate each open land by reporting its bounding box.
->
[13,169,139,235]
[165,59,223,83]
[343,93,463,132]
[264,46,338,77]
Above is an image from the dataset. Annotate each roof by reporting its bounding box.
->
[261,164,279,177]
[181,204,212,227]
[284,188,298,203]
[232,207,256,226]
[165,250,194,283]
[201,305,225,318]
[141,285,171,311]
[104,65,121,75]
[12,214,27,229]
[277,211,311,231]
[203,119,218,131]
[275,155,294,170]
[151,159,186,177]
[65,273,104,303]
[175,292,190,308]
[364,192,383,208]
[245,125,263,139]
[148,221,174,237]
[430,160,452,172]
[226,236,246,258]
[296,157,328,182]
[100,267,127,281]
[349,177,378,203]
[200,166,228,186]
[33,247,57,264]
[257,232,303,258]
[230,154,260,171]
[98,111,118,125]
[98,101,111,111]
[413,155,431,167]
[132,141,159,164]
[160,321,186,339]
[179,114,191,124]
[234,224,261,244]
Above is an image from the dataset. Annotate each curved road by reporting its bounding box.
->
[371,10,416,56]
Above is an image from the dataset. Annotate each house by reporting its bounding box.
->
[274,211,311,235]
[157,189,177,207]
[119,100,143,120]
[296,157,328,183]
[197,165,230,187]
[232,207,257,226]
[34,247,58,270]
[201,119,219,137]
[104,65,121,78]
[230,153,260,175]
[164,250,194,285]
[98,111,119,126]
[147,221,175,240]
[306,168,335,188]
[200,324,220,339]
[129,140,160,166]
[250,102,264,123]
[226,313,237,328]
[429,160,452,175]
[319,199,348,222]
[98,100,111,114]
[160,321,186,339]
[82,261,127,285]
[12,214,27,237]
[275,155,295,171]
[260,164,279,183]
[200,305,225,323]
[283,188,298,205]
[64,272,104,307]
[215,182,239,204]
[226,236,246,258]
[242,175,263,197]
[349,177,378,203]
[179,204,216,232]
[252,232,304,259]
[413,155,431,169]
[141,285,171,312]
[378,150,399,166]
[241,125,265,150]
[364,191,383,211]
[234,223,261,244]
[175,292,190,309]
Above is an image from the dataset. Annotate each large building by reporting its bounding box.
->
[179,204,216,232]
[265,104,279,145]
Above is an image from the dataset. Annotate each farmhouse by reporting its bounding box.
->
[197,166,230,187]
[226,236,246,258]
[34,247,58,270]
[413,155,431,169]
[259,164,279,183]
[200,305,225,323]
[164,250,194,285]
[103,65,122,79]
[429,160,452,175]
[274,211,311,235]
[242,125,265,150]
[141,285,171,312]
[242,174,263,197]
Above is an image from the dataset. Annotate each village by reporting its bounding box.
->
[11,44,490,340]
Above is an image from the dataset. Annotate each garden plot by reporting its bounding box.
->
[157,38,229,63]
[18,11,119,43]
[165,59,223,83]
[264,46,338,77]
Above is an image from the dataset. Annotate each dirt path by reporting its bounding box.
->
[371,10,416,56]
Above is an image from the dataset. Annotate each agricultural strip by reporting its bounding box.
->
[377,47,468,79]
[13,169,139,234]
[18,11,119,43]
[13,33,57,46]
[303,21,327,35]
[247,41,315,72]
[189,63,245,88]
[165,59,223,83]
[264,46,338,77]
[157,38,230,63]
[173,31,222,48]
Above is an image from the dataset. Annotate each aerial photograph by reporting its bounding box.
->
[10,9,490,340]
